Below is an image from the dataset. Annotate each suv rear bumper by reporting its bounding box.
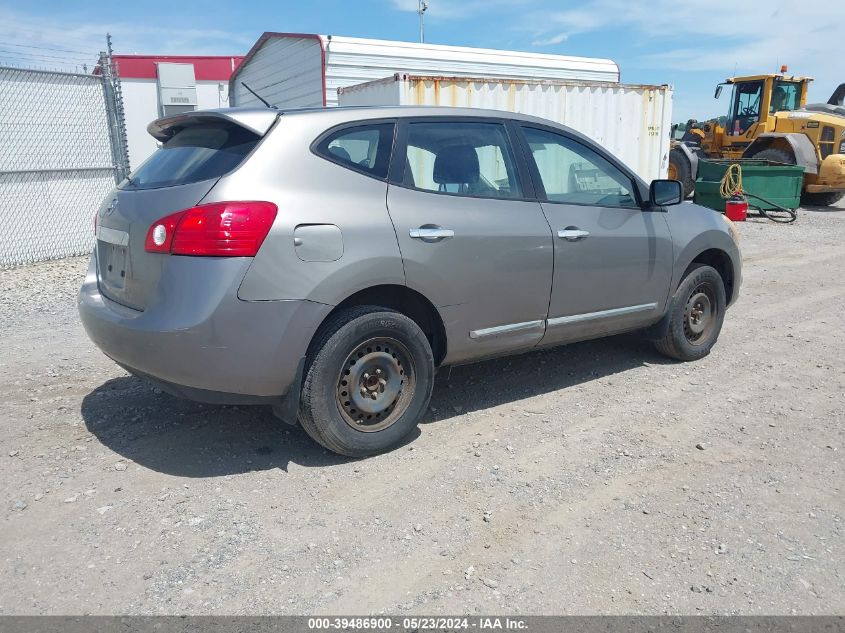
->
[78,253,331,401]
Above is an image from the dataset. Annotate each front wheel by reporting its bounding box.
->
[668,147,695,199]
[801,191,845,207]
[299,306,435,457]
[654,264,726,361]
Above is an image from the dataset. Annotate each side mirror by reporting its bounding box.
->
[650,179,683,207]
[714,85,723,99]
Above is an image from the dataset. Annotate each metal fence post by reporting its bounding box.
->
[101,34,130,182]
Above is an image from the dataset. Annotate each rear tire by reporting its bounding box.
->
[299,306,434,457]
[669,148,695,199]
[751,147,794,166]
[654,264,726,362]
[801,191,845,207]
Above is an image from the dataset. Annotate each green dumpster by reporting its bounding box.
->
[693,159,804,211]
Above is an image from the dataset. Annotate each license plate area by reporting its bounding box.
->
[99,242,128,291]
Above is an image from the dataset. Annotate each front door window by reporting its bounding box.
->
[728,81,763,135]
[521,127,639,208]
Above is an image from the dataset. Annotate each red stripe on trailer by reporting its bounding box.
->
[111,55,244,81]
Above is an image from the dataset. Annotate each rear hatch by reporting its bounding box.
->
[95,109,278,311]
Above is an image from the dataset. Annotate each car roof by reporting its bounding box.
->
[278,104,558,126]
[151,105,575,139]
[149,105,566,141]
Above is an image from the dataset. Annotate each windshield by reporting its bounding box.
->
[122,122,260,190]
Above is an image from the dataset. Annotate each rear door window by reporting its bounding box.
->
[771,80,801,113]
[314,123,395,179]
[123,122,259,190]
[401,121,522,199]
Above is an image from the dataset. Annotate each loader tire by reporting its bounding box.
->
[751,147,794,166]
[669,148,695,199]
[800,191,845,207]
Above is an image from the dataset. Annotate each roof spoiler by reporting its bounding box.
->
[147,108,280,142]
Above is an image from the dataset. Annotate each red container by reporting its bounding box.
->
[725,198,748,222]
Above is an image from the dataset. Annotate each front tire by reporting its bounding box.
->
[751,147,794,166]
[654,264,726,362]
[669,147,695,199]
[801,191,845,207]
[299,306,435,457]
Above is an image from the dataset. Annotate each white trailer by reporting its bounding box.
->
[230,33,620,109]
[337,73,673,183]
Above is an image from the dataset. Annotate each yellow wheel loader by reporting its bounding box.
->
[669,70,845,206]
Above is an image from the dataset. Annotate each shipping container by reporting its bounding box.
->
[337,73,673,182]
[230,33,620,109]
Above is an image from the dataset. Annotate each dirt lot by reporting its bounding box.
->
[1,204,843,615]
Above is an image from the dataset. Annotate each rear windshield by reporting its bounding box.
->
[121,122,260,190]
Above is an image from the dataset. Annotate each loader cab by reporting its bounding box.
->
[717,73,810,139]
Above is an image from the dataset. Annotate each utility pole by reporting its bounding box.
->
[418,0,428,43]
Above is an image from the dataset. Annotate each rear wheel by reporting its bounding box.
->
[801,191,845,207]
[299,306,434,457]
[654,264,726,362]
[751,147,794,166]
[669,147,695,198]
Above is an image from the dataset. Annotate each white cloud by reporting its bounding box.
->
[532,32,568,46]
[524,0,845,100]
[0,6,251,70]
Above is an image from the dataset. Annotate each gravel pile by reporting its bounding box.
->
[1,206,843,614]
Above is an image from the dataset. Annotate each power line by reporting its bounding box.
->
[3,42,93,55]
[0,27,102,51]
[0,48,95,64]
[0,57,94,72]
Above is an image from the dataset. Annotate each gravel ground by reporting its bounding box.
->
[1,204,843,615]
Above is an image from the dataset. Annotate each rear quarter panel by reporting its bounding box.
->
[206,113,405,304]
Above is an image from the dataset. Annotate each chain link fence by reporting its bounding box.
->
[0,50,129,268]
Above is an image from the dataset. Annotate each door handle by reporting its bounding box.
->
[409,227,455,240]
[557,228,590,241]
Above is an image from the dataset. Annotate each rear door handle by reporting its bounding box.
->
[557,229,590,241]
[410,227,455,240]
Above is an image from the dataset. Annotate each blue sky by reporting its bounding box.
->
[1,0,842,121]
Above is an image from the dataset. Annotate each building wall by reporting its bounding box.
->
[122,79,231,169]
[232,36,323,109]
[339,75,674,182]
[231,33,621,110]
[322,36,620,107]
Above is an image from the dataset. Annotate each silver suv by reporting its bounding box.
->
[79,106,741,456]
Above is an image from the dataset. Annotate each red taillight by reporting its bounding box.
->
[144,201,278,257]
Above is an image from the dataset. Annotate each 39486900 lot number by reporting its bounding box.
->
[307,617,393,630]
